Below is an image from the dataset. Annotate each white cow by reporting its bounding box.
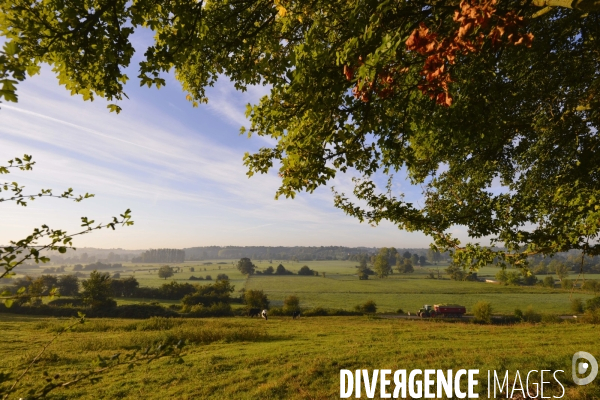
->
[261,309,268,320]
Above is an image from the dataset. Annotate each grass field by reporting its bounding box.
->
[1,314,598,399]
[7,259,599,316]
[245,274,595,314]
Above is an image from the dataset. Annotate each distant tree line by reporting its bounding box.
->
[132,249,185,263]
[184,245,450,262]
[235,258,318,276]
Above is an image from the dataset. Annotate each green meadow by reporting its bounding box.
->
[12,259,599,315]
[3,258,600,399]
[1,315,598,399]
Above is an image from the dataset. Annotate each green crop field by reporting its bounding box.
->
[245,274,595,314]
[1,315,598,399]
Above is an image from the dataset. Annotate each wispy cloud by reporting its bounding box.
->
[0,70,440,248]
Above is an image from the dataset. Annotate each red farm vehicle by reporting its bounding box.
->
[417,304,466,318]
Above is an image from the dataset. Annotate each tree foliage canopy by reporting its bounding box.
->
[236,258,256,275]
[2,0,600,271]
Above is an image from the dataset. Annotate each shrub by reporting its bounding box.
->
[181,280,235,307]
[514,308,523,321]
[571,298,584,314]
[354,300,377,314]
[522,306,542,323]
[543,276,555,288]
[582,280,599,294]
[185,302,234,317]
[275,264,293,275]
[205,275,212,280]
[216,274,229,281]
[81,270,115,310]
[283,295,300,314]
[189,275,204,281]
[298,266,315,276]
[57,274,79,296]
[302,307,328,317]
[48,298,85,307]
[505,271,523,286]
[473,301,493,323]
[586,296,600,311]
[582,309,600,324]
[244,289,269,309]
[396,309,404,314]
[267,307,285,316]
[561,279,574,289]
[541,314,561,323]
[522,274,537,286]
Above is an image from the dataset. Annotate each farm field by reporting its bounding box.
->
[6,259,599,315]
[1,314,598,399]
[245,275,595,314]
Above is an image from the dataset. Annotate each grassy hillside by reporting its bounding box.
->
[1,315,598,399]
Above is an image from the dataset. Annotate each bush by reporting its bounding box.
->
[216,274,229,281]
[283,295,300,313]
[522,306,542,323]
[267,307,285,316]
[275,264,293,275]
[303,307,329,317]
[185,302,234,317]
[473,301,493,323]
[396,309,404,314]
[514,308,523,321]
[102,303,178,319]
[244,289,269,309]
[586,296,600,311]
[354,300,377,314]
[181,280,235,307]
[297,266,315,276]
[541,313,562,323]
[561,279,574,289]
[571,298,584,314]
[582,280,600,294]
[189,275,204,281]
[505,271,523,286]
[48,298,85,307]
[205,275,213,280]
[522,274,537,286]
[582,308,600,324]
[543,276,555,288]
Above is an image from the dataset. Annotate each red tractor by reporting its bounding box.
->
[417,304,466,318]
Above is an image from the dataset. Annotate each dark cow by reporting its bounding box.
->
[292,310,301,319]
[247,308,261,318]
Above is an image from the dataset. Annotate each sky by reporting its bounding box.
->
[0,34,471,250]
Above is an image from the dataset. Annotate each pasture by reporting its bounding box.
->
[1,315,598,399]
[245,274,595,314]
[7,259,599,315]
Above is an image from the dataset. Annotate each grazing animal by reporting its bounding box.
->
[292,310,301,319]
[248,308,261,318]
[261,309,268,320]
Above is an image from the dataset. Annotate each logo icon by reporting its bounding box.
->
[572,351,598,385]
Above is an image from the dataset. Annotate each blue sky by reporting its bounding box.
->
[0,36,472,249]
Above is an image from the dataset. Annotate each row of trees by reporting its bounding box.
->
[361,247,438,279]
[132,249,185,263]
[236,258,319,277]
